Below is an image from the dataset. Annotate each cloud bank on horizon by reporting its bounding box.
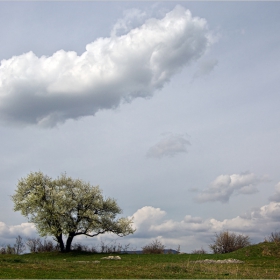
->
[0,5,213,127]
[1,181,279,251]
[129,189,280,249]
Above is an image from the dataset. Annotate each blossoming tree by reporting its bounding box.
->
[12,172,134,252]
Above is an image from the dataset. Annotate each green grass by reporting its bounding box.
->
[1,242,280,278]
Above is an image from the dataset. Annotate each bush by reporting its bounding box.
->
[209,230,250,254]
[99,241,130,253]
[26,238,59,253]
[0,244,16,254]
[14,235,26,255]
[142,239,165,254]
[268,231,280,243]
[26,238,41,253]
[71,243,92,252]
[1,235,26,255]
[37,239,59,252]
[191,247,207,254]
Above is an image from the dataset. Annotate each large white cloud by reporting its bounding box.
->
[0,222,37,244]
[195,172,268,203]
[0,5,213,127]
[127,197,280,252]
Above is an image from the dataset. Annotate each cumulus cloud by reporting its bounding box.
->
[147,134,191,159]
[195,172,268,203]
[0,5,213,127]
[131,206,166,236]
[0,222,37,244]
[132,206,211,239]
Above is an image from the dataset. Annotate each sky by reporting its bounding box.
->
[0,1,280,253]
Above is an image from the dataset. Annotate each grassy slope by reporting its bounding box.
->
[1,242,280,279]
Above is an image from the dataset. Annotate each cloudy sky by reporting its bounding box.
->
[0,1,280,253]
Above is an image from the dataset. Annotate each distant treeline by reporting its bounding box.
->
[0,235,132,255]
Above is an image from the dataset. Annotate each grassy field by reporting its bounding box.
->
[1,241,280,279]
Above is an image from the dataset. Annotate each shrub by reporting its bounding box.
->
[268,231,280,243]
[37,239,59,252]
[142,239,165,254]
[86,245,99,253]
[14,235,26,255]
[191,247,207,254]
[0,244,16,254]
[99,240,130,253]
[71,243,90,252]
[209,230,250,254]
[26,238,41,253]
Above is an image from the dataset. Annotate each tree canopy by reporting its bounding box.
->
[12,172,135,252]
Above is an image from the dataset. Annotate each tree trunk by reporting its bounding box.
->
[65,232,75,252]
[56,233,65,252]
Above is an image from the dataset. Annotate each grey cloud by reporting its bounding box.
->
[147,134,191,159]
[0,5,213,127]
[192,58,218,80]
[238,185,259,195]
[188,187,199,193]
[183,215,203,224]
[196,172,268,203]
[269,183,280,202]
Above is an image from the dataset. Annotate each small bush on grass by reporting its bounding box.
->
[99,240,130,253]
[209,230,250,254]
[268,231,280,243]
[26,238,41,253]
[71,242,98,252]
[191,247,207,254]
[142,239,165,254]
[0,244,16,254]
[26,238,59,253]
[37,239,59,252]
[14,235,26,255]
